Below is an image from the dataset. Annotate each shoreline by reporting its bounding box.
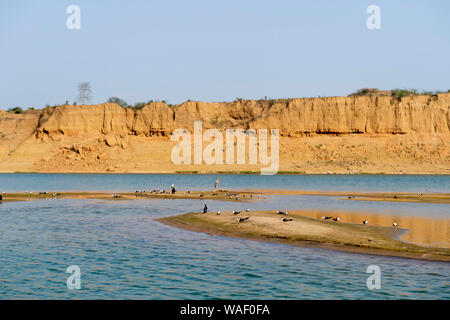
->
[157,211,450,262]
[1,189,449,204]
[1,171,450,175]
[0,190,257,203]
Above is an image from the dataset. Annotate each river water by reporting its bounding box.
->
[0,174,448,299]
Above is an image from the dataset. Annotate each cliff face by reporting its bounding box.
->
[32,94,450,137]
[0,94,449,174]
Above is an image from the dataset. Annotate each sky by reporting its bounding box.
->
[0,0,449,109]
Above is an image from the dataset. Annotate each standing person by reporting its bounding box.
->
[214,178,220,189]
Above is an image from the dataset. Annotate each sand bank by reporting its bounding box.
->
[158,210,450,262]
[248,189,450,204]
[0,189,258,203]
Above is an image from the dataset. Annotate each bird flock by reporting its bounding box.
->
[204,205,399,228]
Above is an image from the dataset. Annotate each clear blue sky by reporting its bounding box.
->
[1,0,449,109]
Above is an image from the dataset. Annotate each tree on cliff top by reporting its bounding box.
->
[107,97,128,108]
[78,82,92,105]
[7,107,23,114]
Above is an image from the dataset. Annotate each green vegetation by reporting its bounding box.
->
[350,88,450,98]
[348,88,382,96]
[390,89,418,98]
[107,97,128,108]
[7,107,23,114]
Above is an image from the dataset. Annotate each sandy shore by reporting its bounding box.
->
[1,189,448,204]
[248,189,450,204]
[0,189,258,203]
[158,210,450,262]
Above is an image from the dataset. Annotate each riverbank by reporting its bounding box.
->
[255,189,450,204]
[158,210,450,262]
[0,190,257,203]
[1,189,449,204]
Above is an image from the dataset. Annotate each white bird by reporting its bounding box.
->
[332,217,340,221]
[245,208,250,212]
[217,210,221,215]
[393,222,398,227]
[363,220,368,225]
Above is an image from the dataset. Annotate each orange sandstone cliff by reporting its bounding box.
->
[0,94,449,174]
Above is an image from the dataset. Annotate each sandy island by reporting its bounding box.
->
[246,189,450,204]
[158,210,450,262]
[0,189,258,203]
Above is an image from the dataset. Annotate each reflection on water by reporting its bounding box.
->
[290,210,449,248]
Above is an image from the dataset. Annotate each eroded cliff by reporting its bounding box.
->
[0,94,449,174]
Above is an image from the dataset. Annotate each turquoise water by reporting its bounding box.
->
[0,173,449,192]
[0,174,449,299]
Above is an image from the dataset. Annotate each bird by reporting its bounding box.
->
[217,210,221,215]
[363,220,368,225]
[203,204,208,213]
[281,217,293,222]
[332,217,340,221]
[245,208,250,212]
[232,210,241,215]
[237,217,250,222]
[277,210,288,215]
[236,197,240,200]
[393,222,398,227]
[322,216,333,220]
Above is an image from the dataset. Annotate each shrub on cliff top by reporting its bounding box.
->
[391,89,418,98]
[7,107,23,114]
[107,97,128,108]
[348,88,380,96]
